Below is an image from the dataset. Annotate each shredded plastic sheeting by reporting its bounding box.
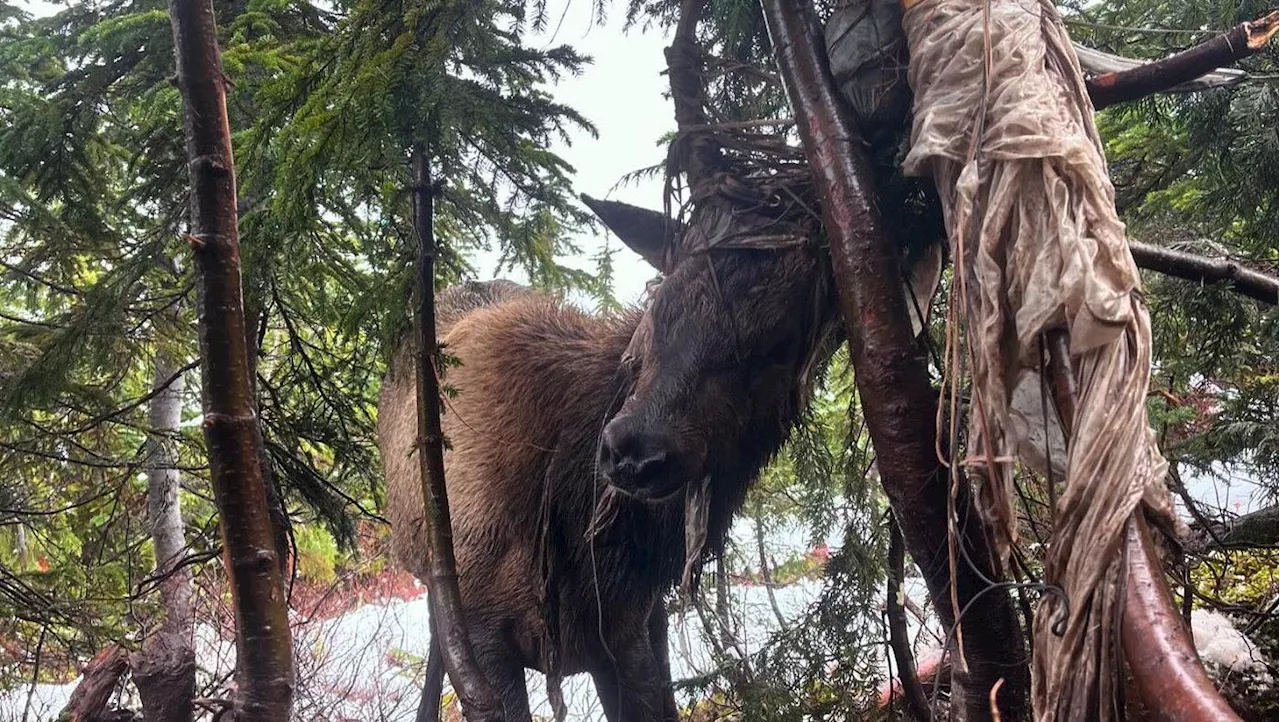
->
[899,0,1180,718]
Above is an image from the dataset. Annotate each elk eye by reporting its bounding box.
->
[620,353,641,377]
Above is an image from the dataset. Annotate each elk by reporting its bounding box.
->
[377,194,936,721]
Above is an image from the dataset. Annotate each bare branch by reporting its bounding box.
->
[1130,241,1278,304]
[1084,11,1279,110]
[886,516,930,721]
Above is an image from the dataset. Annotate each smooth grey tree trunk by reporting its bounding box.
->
[131,355,196,722]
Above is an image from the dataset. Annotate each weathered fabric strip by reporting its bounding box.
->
[899,0,1180,718]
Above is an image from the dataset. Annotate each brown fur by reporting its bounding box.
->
[379,226,842,721]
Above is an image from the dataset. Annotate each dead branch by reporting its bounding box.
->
[59,645,128,722]
[886,516,930,721]
[759,0,1029,718]
[166,0,295,716]
[1073,43,1247,94]
[1043,332,1243,721]
[1129,241,1278,304]
[1085,11,1279,110]
[410,143,504,721]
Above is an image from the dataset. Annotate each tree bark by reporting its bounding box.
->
[759,0,1029,718]
[410,143,504,722]
[166,0,294,718]
[1085,11,1279,110]
[131,355,196,722]
[1129,241,1278,305]
[886,515,930,722]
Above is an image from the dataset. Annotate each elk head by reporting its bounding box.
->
[582,194,842,504]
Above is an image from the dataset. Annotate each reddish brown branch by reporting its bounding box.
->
[760,0,1029,718]
[886,516,931,721]
[166,0,294,717]
[410,144,504,722]
[1085,11,1279,110]
[1043,332,1242,722]
[1123,515,1245,721]
[1129,241,1278,304]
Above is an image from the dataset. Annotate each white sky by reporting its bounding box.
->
[505,0,673,306]
[17,0,670,306]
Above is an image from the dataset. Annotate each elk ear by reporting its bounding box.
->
[580,194,683,274]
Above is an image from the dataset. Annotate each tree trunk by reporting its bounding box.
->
[166,0,294,718]
[131,355,196,722]
[759,0,1030,718]
[410,143,504,722]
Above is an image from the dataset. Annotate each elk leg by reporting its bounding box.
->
[647,603,679,721]
[591,639,668,722]
[476,654,533,722]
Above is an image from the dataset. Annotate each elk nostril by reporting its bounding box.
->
[601,418,672,485]
[631,449,667,477]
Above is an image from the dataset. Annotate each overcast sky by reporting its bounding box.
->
[509,1,674,306]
